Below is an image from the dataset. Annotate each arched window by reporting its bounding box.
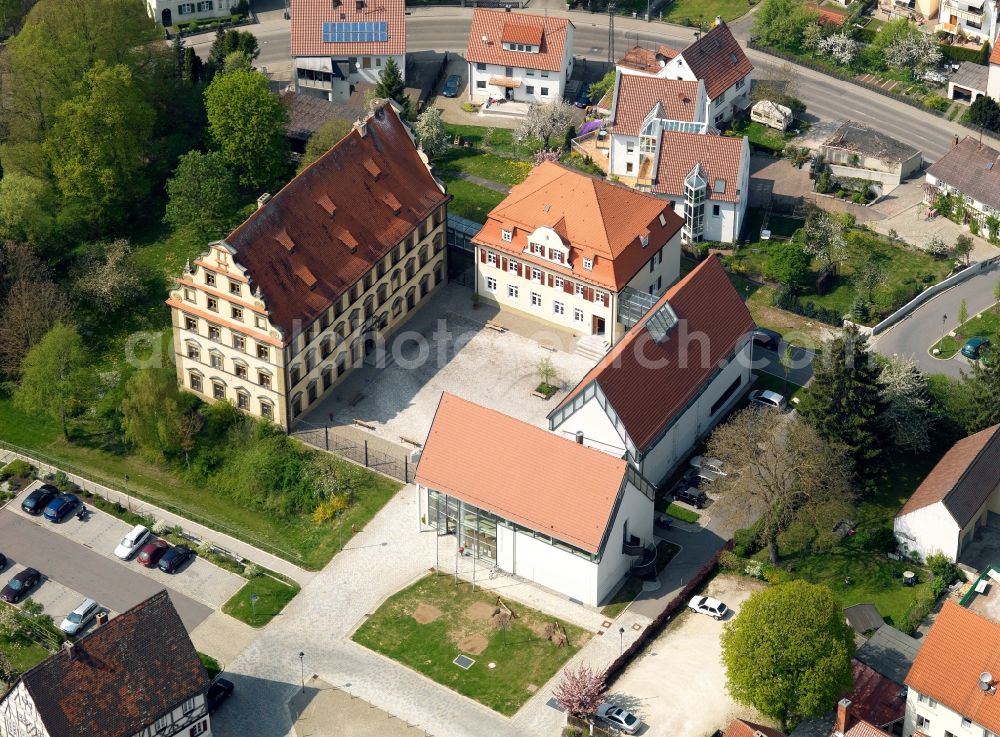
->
[292,393,303,417]
[392,297,403,317]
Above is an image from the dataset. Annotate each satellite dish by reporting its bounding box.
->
[981,672,995,692]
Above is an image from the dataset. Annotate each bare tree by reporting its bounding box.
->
[516,101,575,148]
[706,407,855,564]
[553,664,607,718]
[73,238,142,312]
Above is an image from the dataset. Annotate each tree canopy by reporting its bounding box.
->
[413,108,448,159]
[722,581,855,730]
[14,322,92,440]
[373,58,411,119]
[299,119,354,172]
[751,0,818,50]
[165,150,241,240]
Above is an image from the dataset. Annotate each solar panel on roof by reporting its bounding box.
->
[322,20,388,43]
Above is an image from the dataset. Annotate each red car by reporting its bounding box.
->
[136,540,170,568]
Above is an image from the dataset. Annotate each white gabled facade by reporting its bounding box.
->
[146,0,232,27]
[894,492,997,562]
[937,0,996,43]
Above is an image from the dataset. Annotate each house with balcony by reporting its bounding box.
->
[415,393,657,607]
[290,0,405,102]
[605,71,750,243]
[465,9,574,103]
[0,591,213,737]
[548,256,755,486]
[924,136,1000,235]
[936,0,995,42]
[472,160,684,347]
[903,600,1000,737]
[167,103,449,430]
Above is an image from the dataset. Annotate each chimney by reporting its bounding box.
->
[257,193,271,209]
[575,431,584,445]
[835,698,852,736]
[96,611,109,627]
[63,640,75,659]
[953,134,960,147]
[693,30,701,41]
[353,117,368,138]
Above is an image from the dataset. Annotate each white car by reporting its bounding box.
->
[60,598,99,636]
[689,455,727,477]
[114,524,150,560]
[689,595,728,620]
[749,389,787,411]
[596,703,642,734]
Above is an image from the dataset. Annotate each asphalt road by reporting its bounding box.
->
[0,511,212,632]
[753,344,815,385]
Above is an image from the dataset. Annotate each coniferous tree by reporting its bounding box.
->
[373,58,411,119]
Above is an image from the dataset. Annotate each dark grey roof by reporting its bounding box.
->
[845,603,885,635]
[6,591,209,737]
[822,120,921,164]
[951,61,989,94]
[282,87,373,141]
[856,625,921,685]
[927,137,1000,214]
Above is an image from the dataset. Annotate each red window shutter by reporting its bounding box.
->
[603,292,610,307]
[547,274,554,287]
[564,280,573,295]
[516,263,523,277]
[501,257,508,271]
[585,287,593,301]
[480,249,487,263]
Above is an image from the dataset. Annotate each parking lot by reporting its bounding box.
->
[0,482,245,634]
[607,575,771,737]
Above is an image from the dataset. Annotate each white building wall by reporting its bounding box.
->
[623,231,681,297]
[552,395,628,457]
[595,481,655,605]
[894,502,961,562]
[147,0,232,26]
[0,682,51,737]
[468,62,568,103]
[988,62,1000,101]
[507,529,600,604]
[903,687,988,737]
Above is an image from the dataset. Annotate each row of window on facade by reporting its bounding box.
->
[912,692,999,737]
[177,0,215,13]
[485,277,601,321]
[188,372,275,419]
[475,80,551,95]
[475,62,550,77]
[483,251,612,303]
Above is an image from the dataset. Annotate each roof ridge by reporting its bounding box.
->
[941,423,1000,505]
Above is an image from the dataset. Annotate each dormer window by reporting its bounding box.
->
[640,234,649,247]
[501,229,513,242]
[583,257,593,271]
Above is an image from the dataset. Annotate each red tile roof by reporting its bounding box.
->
[677,21,753,100]
[415,393,629,554]
[810,5,848,25]
[723,719,786,737]
[992,42,1000,65]
[290,0,405,57]
[612,74,701,136]
[551,256,755,452]
[10,591,208,737]
[224,104,448,336]
[906,601,1000,735]
[501,21,543,46]
[617,45,679,73]
[896,423,1000,526]
[466,9,572,73]
[844,722,892,737]
[847,660,907,732]
[653,130,747,203]
[473,161,683,292]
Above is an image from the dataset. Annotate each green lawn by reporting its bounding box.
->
[441,176,506,223]
[659,0,752,24]
[436,149,531,188]
[0,628,52,680]
[932,304,1000,359]
[751,369,805,403]
[0,398,401,570]
[600,541,682,618]
[222,573,301,627]
[353,574,589,715]
[665,503,701,524]
[199,652,222,679]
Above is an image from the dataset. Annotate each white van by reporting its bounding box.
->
[114,524,150,560]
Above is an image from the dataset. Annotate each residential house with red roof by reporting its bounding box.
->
[548,256,755,485]
[0,591,213,737]
[893,423,1000,562]
[167,103,449,430]
[465,9,574,103]
[925,138,1000,237]
[415,392,657,606]
[605,70,750,244]
[989,31,1000,99]
[147,0,232,28]
[473,161,683,346]
[903,600,1000,737]
[290,0,406,102]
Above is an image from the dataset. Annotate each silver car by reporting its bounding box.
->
[60,598,99,636]
[596,703,642,734]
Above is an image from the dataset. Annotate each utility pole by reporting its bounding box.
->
[607,2,616,65]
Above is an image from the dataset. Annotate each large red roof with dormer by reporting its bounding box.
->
[465,9,572,73]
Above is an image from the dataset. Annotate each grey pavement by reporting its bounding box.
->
[872,262,1000,378]
[0,509,212,633]
[753,344,815,386]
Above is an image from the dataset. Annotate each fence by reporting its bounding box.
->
[293,425,417,484]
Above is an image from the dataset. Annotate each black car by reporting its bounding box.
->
[574,82,591,108]
[157,544,194,573]
[441,74,461,98]
[207,678,235,713]
[1,567,41,603]
[0,553,6,571]
[752,328,782,351]
[21,484,59,515]
[672,484,707,509]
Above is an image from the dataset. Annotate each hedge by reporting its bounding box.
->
[939,42,989,65]
[773,287,844,326]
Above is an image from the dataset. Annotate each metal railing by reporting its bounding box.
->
[293,426,416,484]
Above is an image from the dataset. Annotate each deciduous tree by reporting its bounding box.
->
[817,33,858,66]
[72,239,143,313]
[0,173,56,250]
[764,241,809,286]
[299,119,354,172]
[722,581,855,731]
[120,367,183,459]
[165,151,241,239]
[516,100,575,148]
[879,355,933,452]
[802,206,847,272]
[954,234,974,266]
[751,0,818,50]
[14,322,92,440]
[552,665,606,718]
[413,108,448,159]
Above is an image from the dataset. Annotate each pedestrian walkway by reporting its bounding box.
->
[0,447,315,587]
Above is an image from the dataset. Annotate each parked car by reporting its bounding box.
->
[752,328,782,351]
[21,484,59,515]
[672,483,707,509]
[574,82,591,108]
[749,389,787,411]
[207,677,235,713]
[595,703,642,734]
[441,74,461,98]
[689,455,724,473]
[114,524,151,560]
[1,567,41,603]
[685,466,719,486]
[43,493,79,522]
[962,336,992,361]
[688,595,728,620]
[137,539,170,568]
[0,553,6,571]
[59,598,100,636]
[158,544,194,574]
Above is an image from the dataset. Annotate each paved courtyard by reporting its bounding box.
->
[302,284,596,448]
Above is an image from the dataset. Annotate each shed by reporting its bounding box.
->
[844,603,885,635]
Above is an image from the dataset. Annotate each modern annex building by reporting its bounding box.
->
[167,103,449,430]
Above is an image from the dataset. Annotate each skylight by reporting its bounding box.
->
[713,179,726,193]
[645,300,678,343]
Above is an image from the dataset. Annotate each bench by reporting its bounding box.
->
[354,419,375,431]
[485,320,507,333]
[976,578,989,594]
[400,436,423,448]
[539,344,556,352]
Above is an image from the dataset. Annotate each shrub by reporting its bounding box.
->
[461,102,478,113]
[734,524,762,558]
[151,519,169,536]
[926,552,960,585]
[720,550,743,571]
[0,459,34,481]
[854,525,897,553]
[311,494,350,524]
[744,561,764,579]
[904,588,936,633]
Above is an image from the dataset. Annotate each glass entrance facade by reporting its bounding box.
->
[427,489,498,561]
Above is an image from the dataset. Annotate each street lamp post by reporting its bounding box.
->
[618,626,625,655]
[299,651,305,692]
[123,474,130,513]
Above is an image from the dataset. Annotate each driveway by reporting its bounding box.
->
[872,261,1000,378]
[607,575,770,737]
[753,344,815,386]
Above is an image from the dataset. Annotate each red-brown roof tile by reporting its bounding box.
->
[466,9,572,73]
[846,660,907,731]
[677,21,753,100]
[473,161,683,292]
[501,21,543,46]
[551,256,755,452]
[896,423,1000,526]
[992,42,1000,65]
[653,130,747,203]
[291,0,405,58]
[810,5,848,25]
[415,393,629,553]
[9,591,208,737]
[844,722,893,737]
[722,718,786,737]
[612,74,701,136]
[905,601,1000,735]
[617,45,679,73]
[224,104,448,337]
